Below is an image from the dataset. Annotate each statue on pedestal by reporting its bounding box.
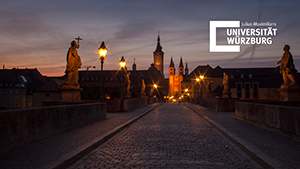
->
[63,40,82,88]
[124,72,131,98]
[206,81,211,93]
[277,45,300,101]
[277,44,297,86]
[141,79,146,97]
[60,38,83,103]
[222,73,231,98]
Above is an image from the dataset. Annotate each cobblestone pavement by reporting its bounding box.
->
[68,103,261,169]
[186,103,300,169]
[0,103,160,169]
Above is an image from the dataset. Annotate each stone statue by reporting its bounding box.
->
[141,79,146,96]
[222,73,229,94]
[63,40,82,87]
[277,44,297,86]
[206,81,211,93]
[124,72,131,93]
[222,73,231,98]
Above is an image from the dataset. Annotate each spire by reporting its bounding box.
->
[185,61,189,75]
[179,56,183,67]
[169,57,174,67]
[132,58,136,71]
[157,31,160,41]
[154,33,163,53]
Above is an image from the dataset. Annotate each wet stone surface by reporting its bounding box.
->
[69,103,260,169]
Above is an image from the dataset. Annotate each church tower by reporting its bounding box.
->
[153,34,164,75]
[185,61,189,76]
[169,57,175,96]
[179,56,184,95]
[132,58,136,71]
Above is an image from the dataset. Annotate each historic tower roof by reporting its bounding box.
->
[132,58,136,71]
[185,61,188,70]
[154,35,163,53]
[185,61,189,75]
[179,56,184,67]
[169,57,174,68]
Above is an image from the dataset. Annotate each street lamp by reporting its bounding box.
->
[98,41,107,71]
[200,75,204,80]
[119,56,126,69]
[119,56,126,100]
[154,84,158,89]
[98,41,107,102]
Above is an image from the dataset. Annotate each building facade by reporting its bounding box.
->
[0,68,46,109]
[186,65,292,101]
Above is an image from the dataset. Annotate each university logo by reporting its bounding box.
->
[209,21,277,52]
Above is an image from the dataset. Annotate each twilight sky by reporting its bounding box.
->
[1,0,300,77]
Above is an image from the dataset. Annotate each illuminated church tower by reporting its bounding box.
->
[169,57,175,96]
[179,56,184,95]
[153,34,164,75]
[169,56,185,97]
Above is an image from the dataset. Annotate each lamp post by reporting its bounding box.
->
[196,78,200,103]
[98,41,107,71]
[119,56,126,100]
[153,84,158,97]
[98,41,107,101]
[199,75,205,98]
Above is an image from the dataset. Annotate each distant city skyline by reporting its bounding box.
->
[1,0,300,77]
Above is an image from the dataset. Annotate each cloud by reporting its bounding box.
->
[0,9,45,38]
[113,18,159,40]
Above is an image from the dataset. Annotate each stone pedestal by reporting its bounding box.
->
[279,85,300,101]
[59,86,83,103]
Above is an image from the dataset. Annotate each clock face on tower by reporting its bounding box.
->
[156,61,160,65]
